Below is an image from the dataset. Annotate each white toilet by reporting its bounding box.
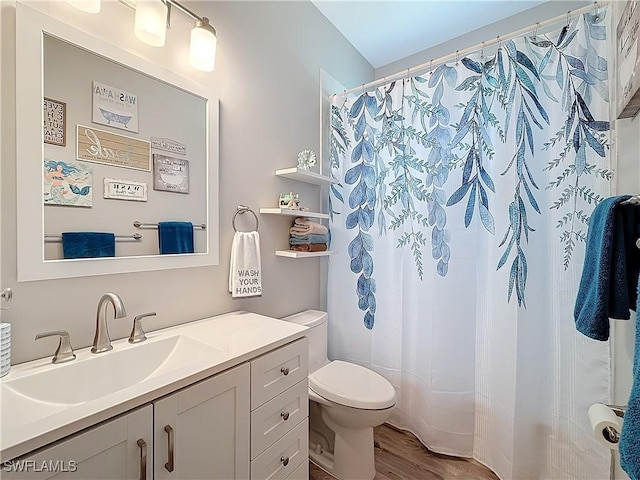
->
[282,310,396,480]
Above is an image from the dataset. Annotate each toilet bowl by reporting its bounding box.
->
[282,310,397,480]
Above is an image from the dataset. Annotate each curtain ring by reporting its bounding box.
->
[593,1,600,21]
[429,59,433,74]
[480,42,485,59]
[533,22,540,38]
[455,50,459,65]
[566,10,571,26]
[497,35,502,51]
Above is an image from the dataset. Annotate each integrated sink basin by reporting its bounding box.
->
[4,335,223,405]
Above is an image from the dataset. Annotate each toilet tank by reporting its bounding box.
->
[281,310,328,373]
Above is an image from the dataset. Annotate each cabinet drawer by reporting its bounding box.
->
[251,380,308,459]
[251,338,308,410]
[250,419,308,480]
[285,460,308,480]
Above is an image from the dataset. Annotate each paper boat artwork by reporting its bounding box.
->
[99,108,133,128]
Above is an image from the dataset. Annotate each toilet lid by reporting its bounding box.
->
[309,361,396,410]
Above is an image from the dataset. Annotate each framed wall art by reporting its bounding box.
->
[43,159,92,207]
[617,0,640,118]
[76,124,151,171]
[43,97,66,146]
[92,80,139,132]
[103,178,147,202]
[153,154,189,194]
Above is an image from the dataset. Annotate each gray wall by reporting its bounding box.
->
[0,0,373,364]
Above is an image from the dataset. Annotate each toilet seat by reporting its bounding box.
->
[309,360,396,410]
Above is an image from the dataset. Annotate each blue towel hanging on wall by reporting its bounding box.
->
[574,195,640,340]
[158,221,194,254]
[62,232,115,259]
[620,283,640,480]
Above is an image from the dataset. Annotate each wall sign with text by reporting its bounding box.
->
[76,124,151,171]
[103,178,148,202]
[43,97,66,146]
[92,81,139,132]
[153,154,190,194]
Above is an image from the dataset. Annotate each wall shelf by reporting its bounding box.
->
[275,250,335,258]
[259,208,329,220]
[275,168,337,186]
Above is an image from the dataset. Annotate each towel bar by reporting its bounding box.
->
[233,205,259,232]
[133,221,206,229]
[45,233,142,241]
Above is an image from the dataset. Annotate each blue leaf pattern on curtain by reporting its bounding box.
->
[330,11,611,329]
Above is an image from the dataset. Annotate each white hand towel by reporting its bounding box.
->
[229,231,262,298]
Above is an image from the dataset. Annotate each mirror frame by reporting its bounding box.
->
[15,3,219,281]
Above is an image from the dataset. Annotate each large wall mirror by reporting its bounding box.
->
[16,3,219,281]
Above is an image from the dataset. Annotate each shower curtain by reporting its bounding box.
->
[328,10,612,480]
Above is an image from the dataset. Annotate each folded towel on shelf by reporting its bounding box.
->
[62,232,115,259]
[229,231,262,298]
[620,282,640,479]
[158,221,194,254]
[291,244,328,252]
[574,196,640,340]
[290,218,328,236]
[289,233,329,245]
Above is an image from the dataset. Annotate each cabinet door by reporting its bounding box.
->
[154,363,250,480]
[2,405,152,480]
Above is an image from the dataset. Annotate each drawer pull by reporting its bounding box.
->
[281,366,290,376]
[164,425,175,472]
[281,411,290,421]
[281,455,290,467]
[137,439,147,480]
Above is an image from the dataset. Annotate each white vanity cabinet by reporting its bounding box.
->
[154,363,250,480]
[2,405,153,480]
[250,338,309,480]
[3,364,250,480]
[0,313,309,480]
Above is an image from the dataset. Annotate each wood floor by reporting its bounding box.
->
[309,424,498,480]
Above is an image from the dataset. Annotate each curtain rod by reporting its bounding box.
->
[335,1,608,97]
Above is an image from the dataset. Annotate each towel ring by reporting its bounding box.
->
[233,205,259,232]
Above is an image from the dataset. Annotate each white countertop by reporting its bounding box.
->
[0,311,307,462]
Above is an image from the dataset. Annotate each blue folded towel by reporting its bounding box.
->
[158,221,194,254]
[62,232,115,259]
[620,280,640,479]
[574,196,640,340]
[289,233,328,245]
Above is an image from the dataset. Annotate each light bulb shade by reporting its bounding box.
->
[65,0,101,13]
[190,18,217,72]
[134,0,168,47]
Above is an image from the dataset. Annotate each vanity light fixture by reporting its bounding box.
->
[65,0,101,14]
[134,0,168,47]
[66,0,218,72]
[190,17,217,72]
[169,1,218,72]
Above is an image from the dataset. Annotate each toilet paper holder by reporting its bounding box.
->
[603,404,626,444]
[606,404,626,418]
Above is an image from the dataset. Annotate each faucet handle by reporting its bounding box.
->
[35,330,76,364]
[129,312,157,344]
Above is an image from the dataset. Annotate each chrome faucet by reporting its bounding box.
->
[91,293,127,353]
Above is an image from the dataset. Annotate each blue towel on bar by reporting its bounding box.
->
[620,280,640,480]
[158,221,194,254]
[62,232,115,259]
[289,233,328,245]
[574,196,640,340]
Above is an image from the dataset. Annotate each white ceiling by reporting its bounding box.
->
[312,0,549,69]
